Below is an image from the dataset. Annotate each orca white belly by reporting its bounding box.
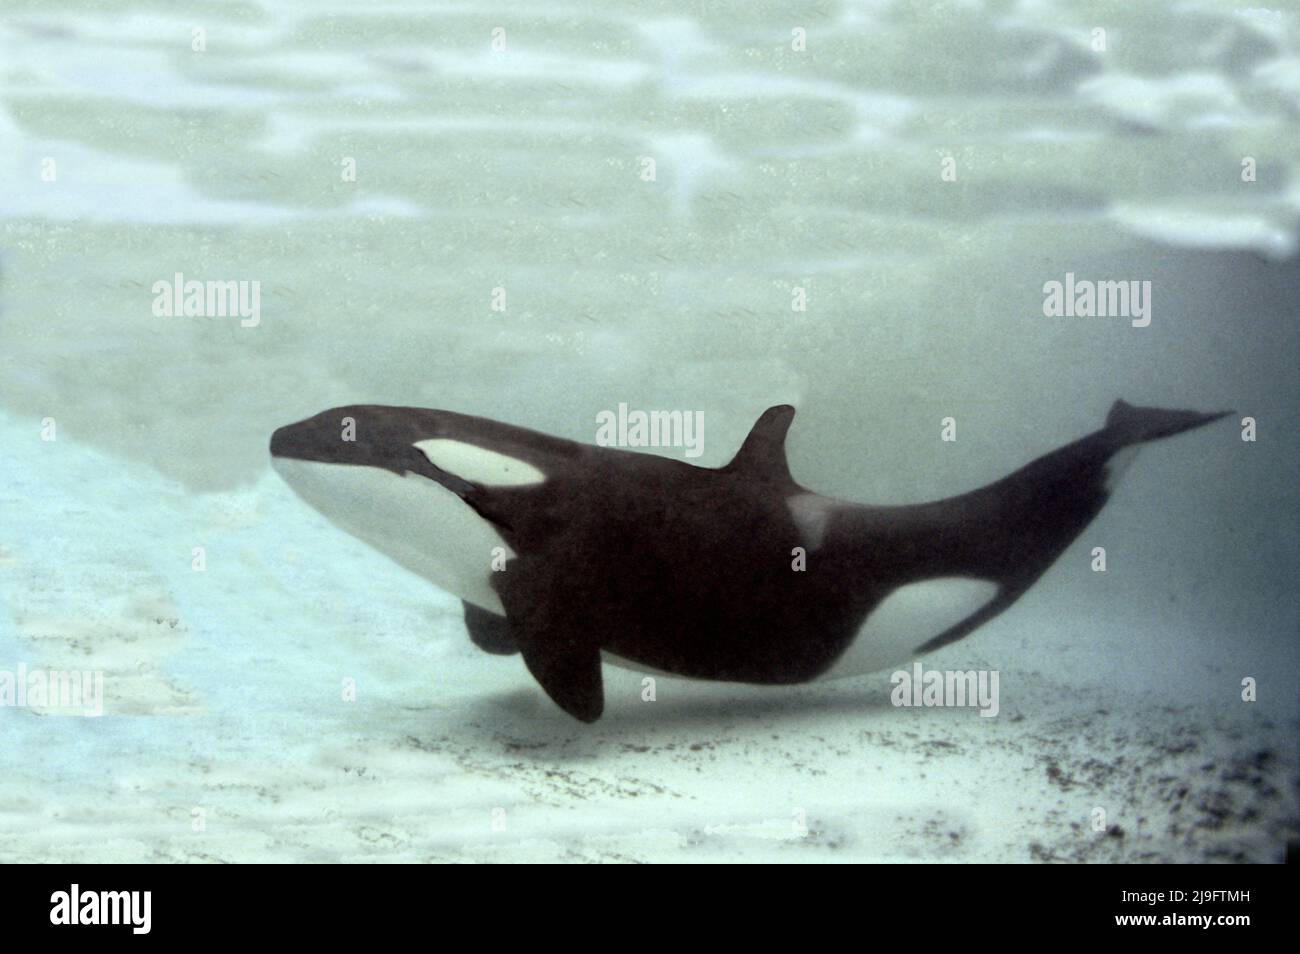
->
[272,457,511,614]
[820,577,1000,680]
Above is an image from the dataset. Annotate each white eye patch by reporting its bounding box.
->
[414,439,547,487]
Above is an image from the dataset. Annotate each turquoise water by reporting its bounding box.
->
[1,1,1297,861]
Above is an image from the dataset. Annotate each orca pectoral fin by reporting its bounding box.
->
[462,601,518,655]
[492,552,605,722]
[519,639,604,723]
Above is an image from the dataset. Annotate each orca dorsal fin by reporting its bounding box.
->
[726,405,796,482]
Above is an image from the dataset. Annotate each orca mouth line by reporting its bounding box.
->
[412,464,477,499]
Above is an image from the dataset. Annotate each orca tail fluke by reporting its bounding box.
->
[1105,399,1233,446]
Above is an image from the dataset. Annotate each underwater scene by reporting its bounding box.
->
[1,0,1297,865]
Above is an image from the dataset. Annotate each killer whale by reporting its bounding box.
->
[269,399,1230,722]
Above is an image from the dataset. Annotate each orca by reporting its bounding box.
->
[269,399,1230,722]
